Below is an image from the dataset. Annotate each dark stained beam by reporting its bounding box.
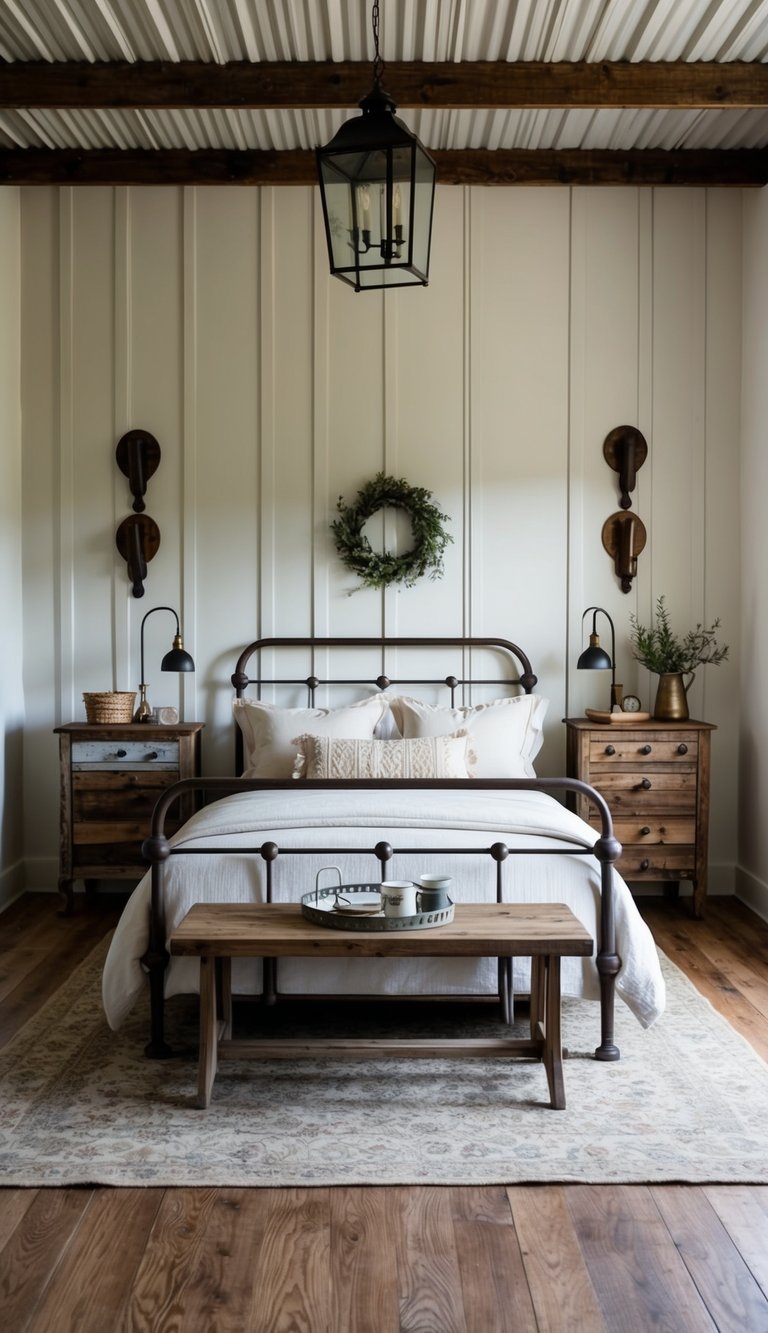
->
[0,147,765,187]
[2,59,768,110]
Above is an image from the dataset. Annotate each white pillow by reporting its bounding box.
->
[292,731,475,780]
[388,693,548,778]
[233,695,389,778]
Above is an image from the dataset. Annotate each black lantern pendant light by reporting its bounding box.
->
[316,1,436,292]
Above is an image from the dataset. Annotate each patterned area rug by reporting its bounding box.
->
[2,939,767,1187]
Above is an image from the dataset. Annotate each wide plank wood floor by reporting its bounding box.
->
[0,891,767,1332]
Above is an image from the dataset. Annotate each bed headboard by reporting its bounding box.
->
[231,636,537,776]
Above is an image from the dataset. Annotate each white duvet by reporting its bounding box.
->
[102,787,665,1030]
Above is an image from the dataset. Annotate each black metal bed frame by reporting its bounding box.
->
[140,636,622,1063]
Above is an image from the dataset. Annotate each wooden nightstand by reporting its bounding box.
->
[54,721,204,914]
[564,717,715,918]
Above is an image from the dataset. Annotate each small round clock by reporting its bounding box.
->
[622,694,642,713]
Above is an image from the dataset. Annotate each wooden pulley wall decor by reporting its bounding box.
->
[603,425,647,510]
[602,511,647,594]
[115,513,161,598]
[116,429,161,513]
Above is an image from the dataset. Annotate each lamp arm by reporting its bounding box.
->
[139,606,181,684]
[582,604,618,698]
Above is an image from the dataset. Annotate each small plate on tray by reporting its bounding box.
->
[331,895,383,916]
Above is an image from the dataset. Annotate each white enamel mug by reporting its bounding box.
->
[380,881,417,917]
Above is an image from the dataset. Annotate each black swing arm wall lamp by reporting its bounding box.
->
[316,0,436,291]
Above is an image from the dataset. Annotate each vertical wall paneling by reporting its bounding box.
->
[311,186,334,685]
[0,186,22,904]
[567,186,587,722]
[127,188,184,720]
[193,186,261,759]
[71,190,116,702]
[271,187,314,640]
[568,188,642,721]
[470,189,572,771]
[20,188,59,886]
[703,189,741,887]
[651,189,708,716]
[259,186,276,688]
[57,188,76,725]
[386,187,467,647]
[113,186,132,693]
[181,186,198,729]
[635,188,655,656]
[325,260,386,643]
[739,189,768,911]
[15,183,744,884]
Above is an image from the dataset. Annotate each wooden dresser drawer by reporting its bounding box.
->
[588,816,696,846]
[71,739,180,770]
[588,731,697,767]
[587,771,697,815]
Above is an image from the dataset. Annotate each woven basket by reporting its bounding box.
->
[83,691,136,724]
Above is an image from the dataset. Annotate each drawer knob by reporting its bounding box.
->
[640,858,650,872]
[640,778,652,790]
[677,743,688,755]
[640,826,651,836]
[115,748,127,758]
[145,751,159,761]
[640,744,652,755]
[605,744,615,756]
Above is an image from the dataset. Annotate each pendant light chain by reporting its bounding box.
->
[371,0,384,87]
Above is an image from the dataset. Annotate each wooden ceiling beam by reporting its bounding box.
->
[1,147,765,188]
[2,58,768,110]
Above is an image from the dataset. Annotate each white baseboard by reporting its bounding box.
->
[735,865,768,924]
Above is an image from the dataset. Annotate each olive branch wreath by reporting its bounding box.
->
[331,472,453,591]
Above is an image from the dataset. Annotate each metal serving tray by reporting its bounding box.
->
[300,881,454,932]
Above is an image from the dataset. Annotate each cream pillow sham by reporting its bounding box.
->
[233,695,389,778]
[388,693,548,778]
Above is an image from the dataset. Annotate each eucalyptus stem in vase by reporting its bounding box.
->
[629,596,728,720]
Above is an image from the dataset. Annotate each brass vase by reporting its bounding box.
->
[653,671,694,721]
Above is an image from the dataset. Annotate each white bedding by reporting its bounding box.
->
[101,787,665,1031]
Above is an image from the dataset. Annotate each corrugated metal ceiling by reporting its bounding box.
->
[1,0,768,154]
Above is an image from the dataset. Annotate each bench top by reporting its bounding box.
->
[169,902,593,960]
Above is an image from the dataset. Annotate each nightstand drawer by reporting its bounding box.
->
[615,846,696,878]
[72,739,179,769]
[73,769,180,821]
[589,816,696,846]
[592,771,697,812]
[588,732,697,766]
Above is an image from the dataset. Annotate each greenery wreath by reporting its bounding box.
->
[331,472,453,591]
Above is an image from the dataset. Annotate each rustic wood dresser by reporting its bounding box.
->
[565,717,715,917]
[55,720,203,913]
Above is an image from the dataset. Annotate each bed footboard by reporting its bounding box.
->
[140,776,622,1063]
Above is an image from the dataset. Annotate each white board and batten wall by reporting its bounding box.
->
[15,182,743,900]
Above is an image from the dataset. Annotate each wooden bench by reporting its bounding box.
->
[169,902,593,1110]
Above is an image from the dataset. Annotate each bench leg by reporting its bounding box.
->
[218,957,233,1040]
[529,956,545,1041]
[542,955,566,1110]
[197,957,218,1109]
